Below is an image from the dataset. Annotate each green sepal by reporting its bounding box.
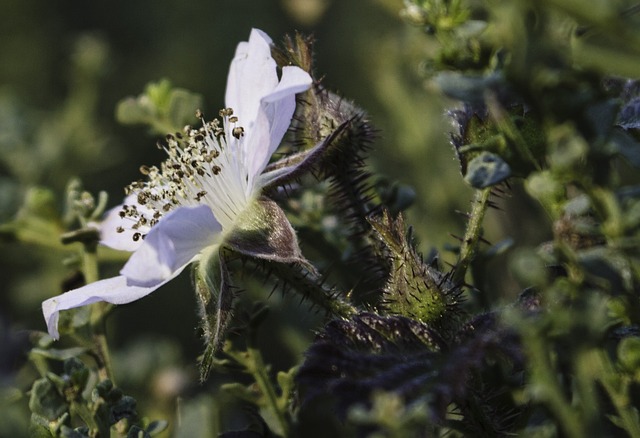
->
[194,247,236,381]
[227,197,309,267]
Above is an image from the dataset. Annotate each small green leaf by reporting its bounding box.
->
[29,378,67,420]
[525,171,565,218]
[115,79,202,135]
[220,382,262,405]
[145,420,169,436]
[30,347,88,361]
[464,152,511,188]
[609,129,640,167]
[434,72,505,104]
[126,425,150,438]
[617,97,640,130]
[618,337,640,373]
[167,89,203,131]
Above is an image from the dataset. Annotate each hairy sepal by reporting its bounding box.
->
[194,246,236,381]
[226,197,308,267]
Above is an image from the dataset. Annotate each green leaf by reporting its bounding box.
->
[609,129,640,168]
[30,347,88,361]
[617,97,640,130]
[115,79,202,135]
[29,378,67,421]
[434,72,505,104]
[127,425,151,438]
[29,413,57,438]
[464,152,511,188]
[618,337,640,373]
[145,420,169,436]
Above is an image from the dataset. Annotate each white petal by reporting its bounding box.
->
[262,66,313,104]
[42,273,182,339]
[225,28,278,128]
[99,194,155,252]
[120,205,222,287]
[245,66,312,191]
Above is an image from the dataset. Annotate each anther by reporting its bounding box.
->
[233,127,245,139]
[133,232,141,242]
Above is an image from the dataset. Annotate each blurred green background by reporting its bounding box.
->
[0,0,511,435]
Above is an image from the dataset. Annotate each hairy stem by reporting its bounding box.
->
[452,187,492,285]
[263,260,357,319]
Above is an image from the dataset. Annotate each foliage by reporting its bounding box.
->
[3,0,640,437]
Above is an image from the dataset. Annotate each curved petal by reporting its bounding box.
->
[120,204,222,287]
[42,272,181,339]
[244,66,312,192]
[225,29,278,128]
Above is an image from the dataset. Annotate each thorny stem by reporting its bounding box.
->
[452,187,492,285]
[263,260,358,319]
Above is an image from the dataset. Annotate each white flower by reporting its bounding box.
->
[42,29,312,339]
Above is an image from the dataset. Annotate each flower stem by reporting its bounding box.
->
[263,260,357,319]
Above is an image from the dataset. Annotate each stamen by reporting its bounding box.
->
[118,107,250,238]
[232,127,244,139]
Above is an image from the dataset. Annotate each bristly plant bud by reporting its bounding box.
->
[296,312,444,419]
[269,33,387,302]
[368,210,462,336]
[296,311,524,434]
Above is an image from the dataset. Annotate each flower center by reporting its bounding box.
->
[117,108,250,242]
